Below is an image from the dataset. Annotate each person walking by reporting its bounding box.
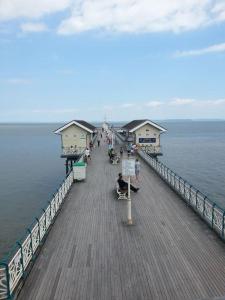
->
[135,158,141,181]
[97,139,100,147]
[85,147,91,163]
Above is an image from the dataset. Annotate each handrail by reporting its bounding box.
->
[115,130,225,240]
[0,170,74,299]
[0,133,97,299]
[138,149,225,238]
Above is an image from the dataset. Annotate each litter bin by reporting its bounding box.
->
[73,161,86,181]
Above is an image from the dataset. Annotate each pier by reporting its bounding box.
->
[1,132,225,299]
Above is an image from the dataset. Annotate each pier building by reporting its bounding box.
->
[54,120,96,172]
[122,119,166,156]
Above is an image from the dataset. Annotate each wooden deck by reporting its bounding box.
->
[17,140,225,300]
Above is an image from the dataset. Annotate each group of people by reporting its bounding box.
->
[85,131,104,162]
[127,143,138,156]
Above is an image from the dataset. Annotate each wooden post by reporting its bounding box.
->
[66,159,69,174]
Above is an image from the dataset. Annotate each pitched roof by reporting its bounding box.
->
[54,120,96,134]
[122,119,166,132]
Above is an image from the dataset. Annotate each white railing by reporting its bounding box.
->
[62,134,98,156]
[115,132,161,154]
[142,145,161,154]
[0,170,74,299]
[138,149,225,238]
[62,147,83,155]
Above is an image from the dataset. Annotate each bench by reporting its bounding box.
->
[111,155,120,165]
[116,183,127,200]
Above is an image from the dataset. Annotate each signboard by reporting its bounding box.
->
[122,159,135,176]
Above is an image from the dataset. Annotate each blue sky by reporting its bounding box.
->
[1,0,225,122]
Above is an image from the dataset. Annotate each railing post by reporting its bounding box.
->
[212,203,216,229]
[27,229,34,257]
[48,200,52,221]
[35,218,41,243]
[195,190,199,210]
[203,196,207,217]
[222,211,225,238]
[16,242,25,278]
[189,186,192,205]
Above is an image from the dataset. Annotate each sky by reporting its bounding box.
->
[0,0,225,122]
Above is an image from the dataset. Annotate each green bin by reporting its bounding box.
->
[73,161,86,180]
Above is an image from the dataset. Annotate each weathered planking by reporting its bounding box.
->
[17,140,225,300]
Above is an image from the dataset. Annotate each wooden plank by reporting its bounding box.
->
[17,136,225,300]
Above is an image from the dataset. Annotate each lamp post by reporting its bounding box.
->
[122,158,135,225]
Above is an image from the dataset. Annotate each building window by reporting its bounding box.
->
[139,138,156,143]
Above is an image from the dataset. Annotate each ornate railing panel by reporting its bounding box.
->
[0,266,7,300]
[31,223,40,253]
[21,236,33,270]
[8,249,23,292]
[0,169,74,299]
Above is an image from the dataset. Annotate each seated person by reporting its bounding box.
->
[117,173,139,193]
[120,147,123,156]
[110,148,116,160]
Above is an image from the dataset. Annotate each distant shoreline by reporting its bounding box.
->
[0,119,225,125]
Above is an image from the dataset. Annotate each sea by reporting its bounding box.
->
[0,121,225,258]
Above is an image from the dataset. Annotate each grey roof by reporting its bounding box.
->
[123,119,148,131]
[75,120,96,131]
[54,120,96,134]
[122,119,166,132]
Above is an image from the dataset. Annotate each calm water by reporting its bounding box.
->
[159,121,225,207]
[0,121,225,258]
[0,124,65,258]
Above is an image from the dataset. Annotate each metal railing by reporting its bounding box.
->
[0,135,97,299]
[62,147,83,155]
[115,130,225,240]
[141,145,161,154]
[62,134,98,156]
[0,171,74,300]
[138,149,225,238]
[115,132,161,154]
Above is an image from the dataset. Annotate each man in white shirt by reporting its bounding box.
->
[85,148,91,162]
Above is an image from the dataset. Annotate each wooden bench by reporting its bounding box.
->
[111,155,120,165]
[116,183,127,200]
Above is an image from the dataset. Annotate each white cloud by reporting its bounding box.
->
[205,98,225,105]
[120,103,135,108]
[1,1,225,35]
[0,0,71,21]
[145,101,162,107]
[31,108,79,114]
[175,42,225,57]
[170,98,196,105]
[5,78,31,85]
[58,0,225,35]
[21,22,48,33]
